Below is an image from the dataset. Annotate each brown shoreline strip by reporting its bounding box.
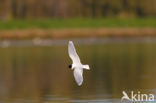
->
[0,28,155,40]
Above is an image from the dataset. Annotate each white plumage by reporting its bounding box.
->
[68,41,90,86]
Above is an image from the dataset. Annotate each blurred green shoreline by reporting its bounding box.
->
[0,18,156,29]
[0,18,155,40]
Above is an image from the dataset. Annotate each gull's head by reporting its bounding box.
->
[68,64,73,69]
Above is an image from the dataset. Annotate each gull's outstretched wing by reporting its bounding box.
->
[68,41,81,64]
[73,69,83,86]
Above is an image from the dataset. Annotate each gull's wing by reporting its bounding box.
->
[68,41,81,64]
[73,69,83,86]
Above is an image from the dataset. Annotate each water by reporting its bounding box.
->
[0,39,156,103]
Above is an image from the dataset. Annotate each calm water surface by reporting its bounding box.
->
[0,39,156,103]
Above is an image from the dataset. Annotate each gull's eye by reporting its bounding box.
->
[68,65,72,68]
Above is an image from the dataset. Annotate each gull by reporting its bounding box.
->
[68,41,90,86]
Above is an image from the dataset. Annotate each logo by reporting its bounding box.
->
[121,91,155,102]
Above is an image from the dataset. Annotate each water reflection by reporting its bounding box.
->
[0,40,155,102]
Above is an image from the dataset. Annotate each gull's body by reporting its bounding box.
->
[68,41,90,86]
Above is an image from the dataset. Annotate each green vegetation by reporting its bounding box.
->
[0,18,155,30]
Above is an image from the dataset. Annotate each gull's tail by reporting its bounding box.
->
[83,65,90,70]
